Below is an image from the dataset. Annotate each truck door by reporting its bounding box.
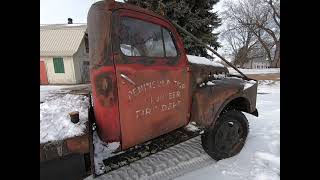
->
[112,10,191,149]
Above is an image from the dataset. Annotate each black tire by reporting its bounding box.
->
[201,110,249,160]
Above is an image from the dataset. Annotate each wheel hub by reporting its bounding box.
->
[215,120,243,153]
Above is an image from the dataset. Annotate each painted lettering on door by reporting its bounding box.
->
[127,79,185,119]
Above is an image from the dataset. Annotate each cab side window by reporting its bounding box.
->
[119,17,178,58]
[163,28,177,57]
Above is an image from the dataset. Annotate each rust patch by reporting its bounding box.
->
[66,135,90,154]
[189,61,258,128]
[94,72,115,107]
[40,134,90,162]
[191,84,240,128]
[189,63,229,91]
[40,145,46,161]
[90,66,121,143]
[40,140,68,162]
[87,1,114,67]
[116,67,190,150]
[88,1,123,143]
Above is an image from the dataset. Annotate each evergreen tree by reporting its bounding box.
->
[125,0,221,58]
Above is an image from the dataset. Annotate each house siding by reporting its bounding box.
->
[243,57,271,69]
[73,38,89,84]
[42,56,76,84]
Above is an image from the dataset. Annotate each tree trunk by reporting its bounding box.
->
[276,58,280,67]
[251,29,273,63]
[271,40,280,68]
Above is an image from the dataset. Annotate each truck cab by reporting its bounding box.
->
[88,1,193,150]
[88,0,258,167]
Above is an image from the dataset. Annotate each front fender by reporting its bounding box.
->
[190,77,258,128]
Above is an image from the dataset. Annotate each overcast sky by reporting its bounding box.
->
[40,0,123,24]
[40,0,223,24]
[41,0,91,24]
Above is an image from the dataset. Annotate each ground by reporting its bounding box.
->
[40,84,90,102]
[228,68,280,80]
[40,84,91,144]
[83,80,280,180]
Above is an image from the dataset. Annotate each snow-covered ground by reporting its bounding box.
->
[85,80,280,180]
[40,93,90,144]
[93,131,121,175]
[40,84,89,102]
[228,68,280,75]
[40,85,72,102]
[177,81,280,180]
[40,84,92,143]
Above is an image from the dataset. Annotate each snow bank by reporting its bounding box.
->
[40,85,73,102]
[187,54,224,67]
[40,94,89,143]
[257,80,280,94]
[255,152,280,172]
[185,123,200,132]
[243,80,256,90]
[93,131,120,175]
[228,68,280,75]
[207,81,216,86]
[258,80,280,86]
[40,84,90,102]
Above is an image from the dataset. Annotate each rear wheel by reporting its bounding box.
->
[201,110,249,160]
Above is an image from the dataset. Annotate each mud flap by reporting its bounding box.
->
[251,109,259,117]
[251,108,259,117]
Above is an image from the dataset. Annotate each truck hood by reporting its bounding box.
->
[187,54,226,68]
[187,54,229,86]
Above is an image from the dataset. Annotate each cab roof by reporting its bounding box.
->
[93,0,167,21]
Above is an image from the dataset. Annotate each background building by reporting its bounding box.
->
[40,22,89,84]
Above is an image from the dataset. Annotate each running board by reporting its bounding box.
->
[95,125,203,177]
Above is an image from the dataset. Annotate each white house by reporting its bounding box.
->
[40,24,89,84]
[242,55,271,69]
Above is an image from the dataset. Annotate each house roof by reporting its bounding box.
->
[40,24,87,56]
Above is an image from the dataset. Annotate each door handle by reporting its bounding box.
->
[120,73,136,85]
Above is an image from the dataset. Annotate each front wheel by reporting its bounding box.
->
[201,110,249,160]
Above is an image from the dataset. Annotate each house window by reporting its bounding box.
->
[53,57,65,73]
[119,17,178,58]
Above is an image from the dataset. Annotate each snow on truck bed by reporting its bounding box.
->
[40,94,89,144]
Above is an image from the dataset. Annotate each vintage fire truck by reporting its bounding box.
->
[87,0,258,176]
[40,0,258,179]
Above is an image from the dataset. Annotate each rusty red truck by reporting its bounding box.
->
[40,0,259,179]
[87,0,258,176]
